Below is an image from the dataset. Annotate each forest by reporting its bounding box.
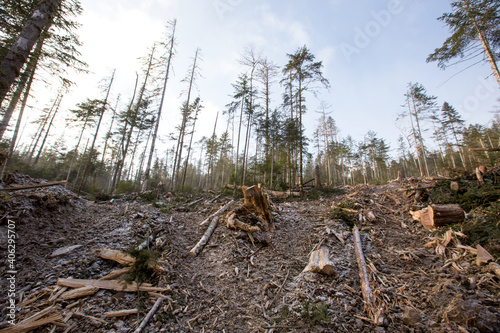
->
[0,0,500,332]
[0,0,498,196]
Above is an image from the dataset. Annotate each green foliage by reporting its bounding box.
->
[428,177,500,256]
[301,300,330,325]
[327,202,357,227]
[126,249,159,285]
[115,181,135,194]
[139,191,158,203]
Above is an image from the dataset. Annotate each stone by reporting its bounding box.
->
[403,306,421,326]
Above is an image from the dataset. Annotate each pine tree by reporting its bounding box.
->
[427,0,500,87]
[282,45,330,192]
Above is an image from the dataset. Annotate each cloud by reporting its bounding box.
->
[259,5,310,47]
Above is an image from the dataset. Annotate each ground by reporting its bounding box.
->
[0,174,499,332]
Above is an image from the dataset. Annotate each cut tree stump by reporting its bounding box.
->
[410,204,465,229]
[226,184,274,232]
[302,248,334,275]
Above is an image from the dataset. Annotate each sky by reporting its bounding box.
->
[16,0,500,160]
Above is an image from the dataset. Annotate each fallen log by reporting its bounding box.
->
[200,200,234,226]
[189,217,220,257]
[302,248,334,275]
[410,204,465,229]
[134,297,163,333]
[0,180,67,192]
[353,226,385,326]
[57,278,170,293]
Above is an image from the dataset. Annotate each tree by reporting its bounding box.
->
[171,48,201,190]
[441,102,466,167]
[65,98,102,184]
[78,70,115,194]
[427,0,500,88]
[142,20,177,191]
[0,0,63,107]
[282,45,330,191]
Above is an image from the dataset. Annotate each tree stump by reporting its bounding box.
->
[226,184,274,232]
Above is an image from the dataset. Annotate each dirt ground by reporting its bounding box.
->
[0,174,499,332]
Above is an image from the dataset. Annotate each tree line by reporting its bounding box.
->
[0,0,499,196]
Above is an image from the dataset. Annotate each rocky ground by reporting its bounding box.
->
[0,173,499,332]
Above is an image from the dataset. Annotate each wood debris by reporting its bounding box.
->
[410,204,465,228]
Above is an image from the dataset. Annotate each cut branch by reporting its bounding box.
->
[353,226,385,326]
[189,217,219,257]
[200,200,234,226]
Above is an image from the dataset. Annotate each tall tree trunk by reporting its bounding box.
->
[142,21,176,191]
[0,33,45,140]
[1,66,35,179]
[33,93,62,165]
[28,92,59,163]
[406,95,425,177]
[172,47,198,190]
[78,70,115,194]
[410,95,430,176]
[110,74,138,192]
[0,0,61,107]
[181,102,200,187]
[66,116,89,186]
[233,95,245,195]
[462,0,500,88]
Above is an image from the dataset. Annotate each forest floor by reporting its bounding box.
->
[0,173,499,333]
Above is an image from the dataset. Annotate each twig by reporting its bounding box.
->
[134,297,163,333]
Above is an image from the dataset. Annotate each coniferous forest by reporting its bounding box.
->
[1,1,500,332]
[0,0,498,195]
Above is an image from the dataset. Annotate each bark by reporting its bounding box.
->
[410,204,465,229]
[226,184,273,232]
[1,63,35,179]
[353,226,385,325]
[0,0,62,107]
